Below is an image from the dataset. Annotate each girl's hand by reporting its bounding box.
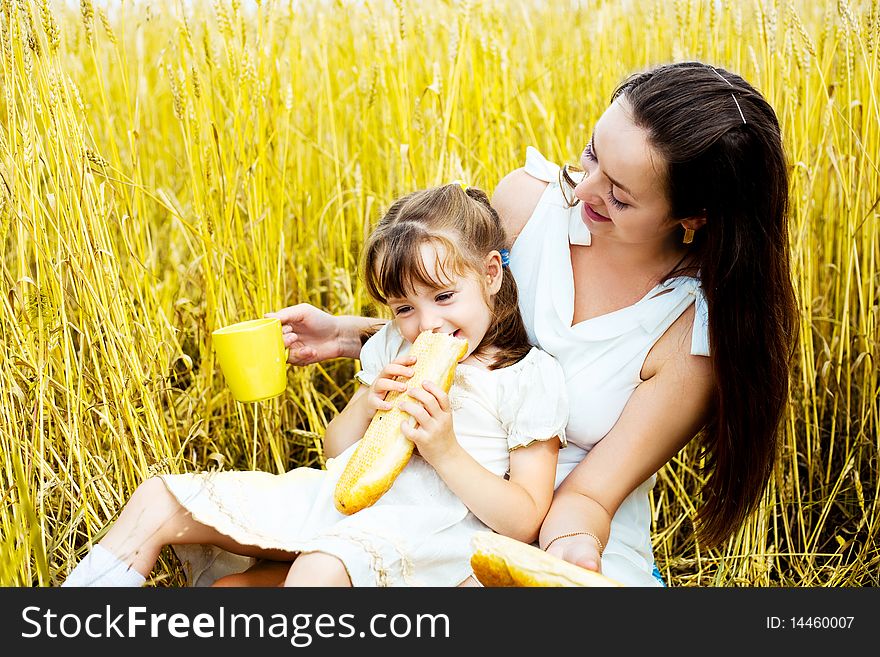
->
[545,534,603,574]
[366,355,417,416]
[397,380,457,464]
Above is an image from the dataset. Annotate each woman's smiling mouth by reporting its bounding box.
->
[582,203,612,223]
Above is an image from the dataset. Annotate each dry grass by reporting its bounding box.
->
[0,0,876,587]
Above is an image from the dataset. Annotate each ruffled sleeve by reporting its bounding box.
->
[354,322,408,386]
[496,349,569,451]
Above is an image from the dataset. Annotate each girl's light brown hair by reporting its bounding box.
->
[362,184,531,370]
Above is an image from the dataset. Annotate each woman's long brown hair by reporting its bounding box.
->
[614,62,799,547]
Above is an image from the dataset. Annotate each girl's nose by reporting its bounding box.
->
[418,311,443,333]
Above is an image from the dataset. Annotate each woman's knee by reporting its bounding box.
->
[211,573,249,587]
[212,571,278,587]
[284,552,351,587]
[212,561,290,587]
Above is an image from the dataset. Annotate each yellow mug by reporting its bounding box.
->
[212,317,288,403]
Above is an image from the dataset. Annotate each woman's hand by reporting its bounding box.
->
[397,380,458,464]
[265,305,387,365]
[264,304,345,365]
[366,356,417,416]
[545,534,603,574]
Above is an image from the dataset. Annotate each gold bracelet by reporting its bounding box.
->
[544,531,605,556]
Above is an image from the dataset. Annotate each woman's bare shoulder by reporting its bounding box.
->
[642,304,714,384]
[491,168,549,247]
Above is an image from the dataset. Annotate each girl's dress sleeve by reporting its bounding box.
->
[354,322,408,386]
[497,349,569,451]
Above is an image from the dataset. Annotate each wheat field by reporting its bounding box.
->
[0,0,877,587]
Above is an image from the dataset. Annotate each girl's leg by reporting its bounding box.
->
[283,552,351,587]
[64,477,294,586]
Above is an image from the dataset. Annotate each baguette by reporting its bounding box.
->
[470,531,624,587]
[333,330,469,514]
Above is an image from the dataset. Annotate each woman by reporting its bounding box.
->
[267,61,798,586]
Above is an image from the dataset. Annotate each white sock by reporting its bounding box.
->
[61,544,146,587]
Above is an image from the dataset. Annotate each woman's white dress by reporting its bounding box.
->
[163,328,567,587]
[511,147,711,586]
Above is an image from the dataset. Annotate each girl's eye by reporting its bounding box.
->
[436,292,455,302]
[393,306,412,315]
[606,190,628,210]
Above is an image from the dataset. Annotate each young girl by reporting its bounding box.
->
[61,183,568,588]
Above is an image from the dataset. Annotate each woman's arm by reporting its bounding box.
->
[265,304,387,365]
[541,308,716,571]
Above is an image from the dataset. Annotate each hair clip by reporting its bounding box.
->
[710,67,747,125]
[499,248,510,268]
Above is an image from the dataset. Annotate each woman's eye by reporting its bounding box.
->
[606,190,628,210]
[583,143,597,162]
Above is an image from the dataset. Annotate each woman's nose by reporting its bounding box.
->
[573,167,604,203]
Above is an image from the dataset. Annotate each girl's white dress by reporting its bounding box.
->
[512,147,711,586]
[162,326,567,587]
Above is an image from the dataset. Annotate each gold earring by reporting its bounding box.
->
[682,227,695,244]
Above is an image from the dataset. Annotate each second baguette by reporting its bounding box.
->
[470,531,624,587]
